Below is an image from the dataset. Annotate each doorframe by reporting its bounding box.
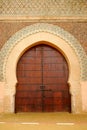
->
[0,23,87,113]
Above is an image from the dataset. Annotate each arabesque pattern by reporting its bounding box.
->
[0,0,87,16]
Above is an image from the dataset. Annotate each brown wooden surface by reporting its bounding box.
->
[15,44,71,112]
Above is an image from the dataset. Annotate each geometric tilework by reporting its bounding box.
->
[0,23,87,81]
[0,0,87,17]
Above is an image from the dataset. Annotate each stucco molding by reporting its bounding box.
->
[0,16,87,21]
[0,23,87,81]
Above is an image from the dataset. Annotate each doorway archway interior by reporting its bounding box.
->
[15,43,71,113]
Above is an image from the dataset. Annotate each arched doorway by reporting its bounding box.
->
[0,23,85,113]
[15,44,71,112]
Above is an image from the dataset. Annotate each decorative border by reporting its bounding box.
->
[0,0,87,17]
[0,23,87,81]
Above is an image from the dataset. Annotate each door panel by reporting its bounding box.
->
[15,44,71,112]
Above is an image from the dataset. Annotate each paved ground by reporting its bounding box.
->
[0,112,87,130]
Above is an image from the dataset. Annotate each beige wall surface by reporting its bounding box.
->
[0,82,4,112]
[81,82,87,112]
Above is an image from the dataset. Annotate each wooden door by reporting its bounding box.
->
[15,44,71,112]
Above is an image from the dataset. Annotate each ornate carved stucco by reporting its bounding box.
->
[0,0,87,17]
[0,23,87,81]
